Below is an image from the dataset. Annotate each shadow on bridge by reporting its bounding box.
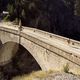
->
[0,41,41,80]
[0,40,3,49]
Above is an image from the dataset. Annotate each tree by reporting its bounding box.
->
[63,0,76,15]
[0,0,3,13]
[14,0,23,22]
[7,0,15,20]
[75,0,80,16]
[7,4,14,15]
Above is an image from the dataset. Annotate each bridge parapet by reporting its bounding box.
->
[19,26,80,64]
[23,26,80,49]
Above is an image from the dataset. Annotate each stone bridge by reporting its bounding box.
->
[0,22,80,74]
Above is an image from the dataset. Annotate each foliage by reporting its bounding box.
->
[12,70,54,80]
[7,4,14,15]
[1,0,80,41]
[63,63,69,73]
[3,15,10,22]
[75,0,80,15]
[63,0,76,15]
[0,0,3,13]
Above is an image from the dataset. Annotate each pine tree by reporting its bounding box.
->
[7,4,14,15]
[63,0,76,15]
[75,0,80,16]
[0,0,3,13]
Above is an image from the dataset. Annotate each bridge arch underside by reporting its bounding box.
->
[0,41,41,79]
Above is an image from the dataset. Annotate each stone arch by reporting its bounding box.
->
[0,41,41,80]
[0,29,50,71]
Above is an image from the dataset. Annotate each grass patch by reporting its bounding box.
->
[12,70,55,80]
[63,63,69,73]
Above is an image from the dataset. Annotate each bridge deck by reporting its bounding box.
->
[22,28,80,56]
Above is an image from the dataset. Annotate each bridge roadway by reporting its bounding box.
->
[0,22,80,74]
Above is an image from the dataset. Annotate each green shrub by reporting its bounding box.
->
[3,15,10,22]
[63,63,69,73]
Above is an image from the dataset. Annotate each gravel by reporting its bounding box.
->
[44,73,80,80]
[32,72,80,80]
